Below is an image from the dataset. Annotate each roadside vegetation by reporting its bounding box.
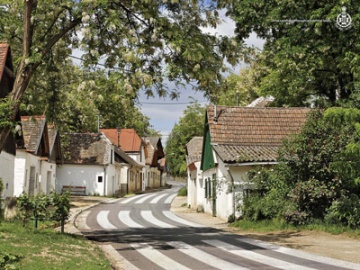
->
[177,187,188,197]
[0,183,110,270]
[237,108,360,232]
[0,221,111,270]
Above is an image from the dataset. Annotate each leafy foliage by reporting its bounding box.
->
[0,252,21,270]
[220,1,360,107]
[0,0,245,151]
[215,56,260,106]
[242,108,360,227]
[16,192,71,231]
[165,100,205,176]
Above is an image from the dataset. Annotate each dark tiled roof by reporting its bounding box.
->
[143,137,165,165]
[62,133,109,165]
[21,116,47,153]
[101,128,142,152]
[185,136,203,165]
[207,106,310,163]
[0,43,9,80]
[213,145,279,163]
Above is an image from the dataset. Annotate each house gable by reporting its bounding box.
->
[144,137,165,167]
[20,116,50,157]
[0,43,17,155]
[200,116,215,171]
[62,133,110,165]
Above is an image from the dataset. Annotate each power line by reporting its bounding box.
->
[139,101,207,105]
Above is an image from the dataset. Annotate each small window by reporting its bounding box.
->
[98,176,103,183]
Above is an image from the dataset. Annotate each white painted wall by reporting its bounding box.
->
[200,149,253,221]
[56,164,106,195]
[14,151,43,197]
[14,150,57,197]
[13,150,27,197]
[0,151,15,199]
[39,160,57,195]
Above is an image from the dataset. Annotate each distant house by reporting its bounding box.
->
[0,43,16,199]
[199,105,310,220]
[143,137,165,189]
[185,136,203,211]
[101,128,146,193]
[56,132,135,196]
[14,116,61,196]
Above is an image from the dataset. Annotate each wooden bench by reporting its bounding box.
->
[62,185,86,196]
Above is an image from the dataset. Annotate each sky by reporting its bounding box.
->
[137,10,264,143]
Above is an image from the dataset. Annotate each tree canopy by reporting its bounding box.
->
[243,108,360,228]
[165,100,205,177]
[220,1,360,107]
[0,0,243,152]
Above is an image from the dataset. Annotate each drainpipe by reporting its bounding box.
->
[103,165,107,196]
[227,167,236,219]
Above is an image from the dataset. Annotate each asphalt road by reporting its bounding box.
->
[78,185,360,270]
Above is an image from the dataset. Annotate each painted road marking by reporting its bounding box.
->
[141,210,176,228]
[118,210,144,228]
[163,210,204,227]
[97,211,117,230]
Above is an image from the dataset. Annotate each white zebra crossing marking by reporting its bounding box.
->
[164,193,177,204]
[162,211,204,227]
[100,245,140,270]
[167,241,249,270]
[203,240,317,270]
[150,193,168,204]
[120,194,147,204]
[141,210,176,228]
[135,193,158,204]
[118,211,144,228]
[237,238,360,270]
[97,211,117,230]
[131,243,192,270]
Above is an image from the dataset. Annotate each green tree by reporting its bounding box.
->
[0,0,244,152]
[215,58,260,106]
[165,100,205,176]
[220,1,360,107]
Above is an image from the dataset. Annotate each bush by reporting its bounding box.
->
[177,187,187,196]
[16,192,70,232]
[325,194,360,228]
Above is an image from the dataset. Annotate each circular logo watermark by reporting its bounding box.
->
[336,6,352,30]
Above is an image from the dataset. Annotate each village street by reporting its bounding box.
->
[74,182,360,270]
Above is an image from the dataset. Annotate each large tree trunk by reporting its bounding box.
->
[0,0,81,153]
[0,0,34,153]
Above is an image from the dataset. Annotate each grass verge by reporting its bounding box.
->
[0,220,111,270]
[231,219,360,238]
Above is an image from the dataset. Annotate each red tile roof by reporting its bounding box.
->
[207,106,311,163]
[101,128,142,152]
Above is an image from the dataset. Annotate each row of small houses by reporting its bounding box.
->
[185,105,311,221]
[0,43,166,200]
[0,115,166,198]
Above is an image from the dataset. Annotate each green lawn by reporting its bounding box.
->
[0,221,111,270]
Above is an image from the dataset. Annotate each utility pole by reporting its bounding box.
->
[96,114,101,132]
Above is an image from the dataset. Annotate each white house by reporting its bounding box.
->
[143,137,165,189]
[0,43,16,199]
[101,128,146,193]
[199,105,311,221]
[56,133,123,196]
[13,116,61,196]
[185,137,203,211]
